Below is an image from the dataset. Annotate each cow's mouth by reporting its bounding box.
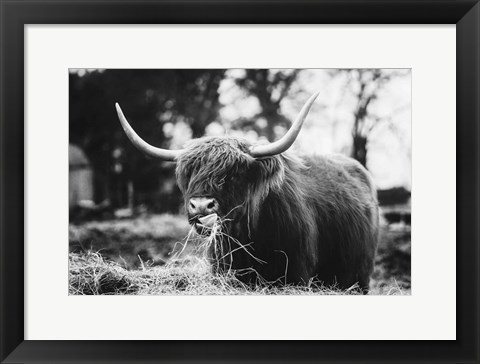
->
[191,213,218,236]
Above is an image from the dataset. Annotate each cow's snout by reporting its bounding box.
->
[188,197,218,217]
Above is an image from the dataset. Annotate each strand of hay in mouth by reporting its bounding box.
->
[189,214,267,274]
[216,230,267,265]
[170,224,199,258]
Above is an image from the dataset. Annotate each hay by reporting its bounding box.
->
[68,213,410,295]
[69,250,407,295]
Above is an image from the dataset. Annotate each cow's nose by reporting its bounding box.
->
[188,197,218,216]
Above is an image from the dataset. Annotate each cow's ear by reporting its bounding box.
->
[249,156,285,194]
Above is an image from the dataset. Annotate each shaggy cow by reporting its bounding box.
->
[115,92,379,292]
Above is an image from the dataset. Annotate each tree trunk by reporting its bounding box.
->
[352,135,368,168]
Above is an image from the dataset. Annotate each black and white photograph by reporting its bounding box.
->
[68,68,411,295]
[3,0,478,359]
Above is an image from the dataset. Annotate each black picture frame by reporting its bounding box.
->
[1,1,479,363]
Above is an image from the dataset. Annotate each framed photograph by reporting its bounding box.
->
[1,1,478,363]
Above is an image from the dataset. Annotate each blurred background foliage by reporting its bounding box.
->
[69,68,411,217]
[70,69,224,213]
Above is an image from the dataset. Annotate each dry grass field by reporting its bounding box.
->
[69,214,411,295]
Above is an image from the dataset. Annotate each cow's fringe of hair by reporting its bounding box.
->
[175,137,253,195]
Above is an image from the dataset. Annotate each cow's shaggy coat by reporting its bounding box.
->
[176,136,379,292]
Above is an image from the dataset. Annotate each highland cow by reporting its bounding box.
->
[115,92,379,292]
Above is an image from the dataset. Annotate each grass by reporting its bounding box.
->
[69,214,191,268]
[69,213,411,295]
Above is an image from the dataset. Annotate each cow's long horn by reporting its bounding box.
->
[115,103,182,161]
[249,91,320,158]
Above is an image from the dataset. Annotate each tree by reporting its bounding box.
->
[332,69,409,168]
[232,69,300,141]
